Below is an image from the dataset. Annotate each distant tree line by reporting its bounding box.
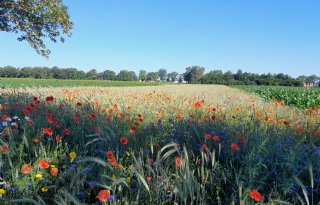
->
[0,65,318,87]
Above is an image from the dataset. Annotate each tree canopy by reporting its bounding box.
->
[0,0,73,57]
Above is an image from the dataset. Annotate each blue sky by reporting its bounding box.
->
[0,0,319,77]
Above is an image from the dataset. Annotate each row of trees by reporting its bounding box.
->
[0,66,180,82]
[0,65,318,87]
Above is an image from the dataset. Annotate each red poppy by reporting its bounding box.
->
[130,127,136,134]
[148,158,154,166]
[120,137,128,145]
[28,103,35,109]
[106,151,114,158]
[213,136,220,141]
[201,144,207,151]
[54,121,61,127]
[89,113,96,119]
[32,96,38,101]
[204,134,211,140]
[239,137,245,143]
[45,96,54,102]
[64,129,71,135]
[28,119,35,126]
[42,128,53,136]
[2,114,8,121]
[48,117,55,124]
[50,167,59,176]
[55,135,62,141]
[211,115,216,121]
[76,102,82,107]
[20,164,32,174]
[146,176,152,181]
[175,156,181,169]
[230,143,240,151]
[249,190,262,202]
[38,159,50,169]
[193,102,201,109]
[96,189,110,203]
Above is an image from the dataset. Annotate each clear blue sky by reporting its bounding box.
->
[0,0,319,77]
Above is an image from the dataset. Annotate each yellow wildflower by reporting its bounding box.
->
[41,187,48,192]
[125,151,131,157]
[0,188,6,196]
[69,152,77,159]
[119,164,126,171]
[35,173,43,179]
[126,176,131,183]
[112,174,117,180]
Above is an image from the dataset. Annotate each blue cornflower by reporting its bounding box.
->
[84,167,92,173]
[70,163,77,169]
[107,195,116,201]
[88,181,95,187]
[26,183,32,188]
[77,191,85,198]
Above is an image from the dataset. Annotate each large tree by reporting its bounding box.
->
[184,66,205,84]
[158,68,167,82]
[0,0,73,57]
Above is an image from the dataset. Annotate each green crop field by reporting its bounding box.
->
[234,85,320,110]
[0,78,166,88]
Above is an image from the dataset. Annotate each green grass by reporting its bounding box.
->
[0,78,167,88]
[233,85,320,110]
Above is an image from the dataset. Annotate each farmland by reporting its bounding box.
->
[0,84,320,204]
[0,78,165,88]
[235,85,320,110]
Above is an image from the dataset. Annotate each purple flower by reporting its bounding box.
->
[88,181,95,187]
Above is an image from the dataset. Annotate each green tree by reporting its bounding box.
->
[139,70,147,82]
[87,69,98,80]
[0,0,72,57]
[147,72,159,82]
[158,68,167,82]
[184,66,205,83]
[101,70,117,80]
[167,72,179,82]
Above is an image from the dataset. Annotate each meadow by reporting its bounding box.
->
[0,84,319,204]
[235,86,320,110]
[0,78,165,88]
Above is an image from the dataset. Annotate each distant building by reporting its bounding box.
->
[304,82,319,88]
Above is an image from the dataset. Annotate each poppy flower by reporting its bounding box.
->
[38,159,50,169]
[32,96,38,101]
[50,167,59,176]
[211,115,216,121]
[213,136,220,141]
[64,129,71,135]
[230,143,240,151]
[42,128,53,136]
[76,102,82,106]
[96,189,110,203]
[120,137,128,145]
[175,156,181,169]
[146,176,152,181]
[55,135,62,141]
[249,190,262,202]
[0,142,9,153]
[201,144,207,151]
[193,102,202,109]
[106,151,114,158]
[45,96,54,102]
[33,138,40,144]
[204,134,211,140]
[89,113,96,119]
[21,164,32,174]
[130,127,136,134]
[239,137,245,143]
